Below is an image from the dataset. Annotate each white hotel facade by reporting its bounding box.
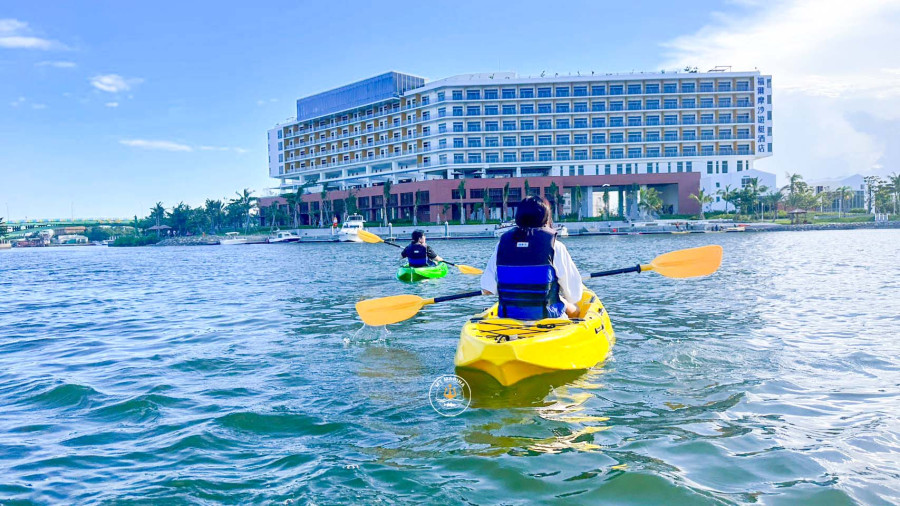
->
[268,70,774,214]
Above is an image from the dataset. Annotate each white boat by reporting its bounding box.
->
[338,215,366,242]
[220,231,248,245]
[268,230,300,243]
[555,224,569,237]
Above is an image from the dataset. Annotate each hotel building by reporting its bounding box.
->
[266,69,773,222]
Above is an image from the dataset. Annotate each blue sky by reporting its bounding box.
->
[2,0,898,219]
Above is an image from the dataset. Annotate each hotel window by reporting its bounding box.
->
[683,115,696,125]
[453,106,463,116]
[486,153,499,163]
[574,149,588,160]
[574,118,588,128]
[591,85,606,96]
[646,115,660,126]
[628,132,642,142]
[610,101,624,111]
[646,147,660,157]
[664,131,678,141]
[591,133,606,143]
[681,82,695,93]
[556,103,570,113]
[278,141,283,150]
[437,91,446,101]
[627,100,641,110]
[439,139,447,148]
[484,121,498,131]
[538,150,552,161]
[484,89,499,100]
[485,136,499,147]
[538,103,552,114]
[592,117,606,127]
[555,87,570,97]
[683,130,696,140]
[574,133,588,144]
[718,98,732,107]
[503,152,517,162]
[502,104,516,115]
[677,162,683,172]
[438,107,447,118]
[719,130,732,140]
[686,161,693,172]
[422,126,431,135]
[485,105,499,115]
[466,106,480,116]
[520,120,535,130]
[538,135,552,145]
[664,99,678,109]
[502,88,516,99]
[699,82,713,92]
[468,137,482,148]
[439,154,448,164]
[719,114,732,124]
[628,148,641,158]
[502,121,516,131]
[700,98,714,108]
[627,84,642,94]
[645,83,660,94]
[468,153,482,163]
[502,136,516,146]
[591,101,606,112]
[520,88,535,98]
[737,160,743,171]
[521,135,534,146]
[277,130,283,139]
[604,164,611,174]
[520,103,535,114]
[609,85,624,95]
[663,83,677,93]
[556,119,570,129]
[557,134,570,145]
[767,111,772,120]
[665,146,677,157]
[452,90,463,100]
[682,98,696,108]
[278,153,283,162]
[557,150,570,160]
[722,161,729,173]
[592,149,606,160]
[574,86,588,97]
[454,153,464,163]
[538,119,552,129]
[453,122,463,132]
[610,132,624,143]
[627,116,641,126]
[701,114,714,124]
[467,121,482,132]
[466,90,481,100]
[645,99,660,110]
[717,82,732,92]
[574,102,588,112]
[610,117,624,127]
[738,114,750,123]
[538,87,552,98]
[521,151,535,161]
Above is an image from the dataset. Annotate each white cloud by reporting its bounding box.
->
[256,98,278,106]
[31,103,46,110]
[105,102,119,108]
[120,140,247,154]
[36,60,76,68]
[0,18,67,50]
[9,96,25,107]
[660,0,900,180]
[90,74,143,93]
[119,139,193,152]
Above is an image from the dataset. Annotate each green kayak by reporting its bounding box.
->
[396,262,449,283]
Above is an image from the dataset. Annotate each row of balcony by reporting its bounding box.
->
[440,85,754,102]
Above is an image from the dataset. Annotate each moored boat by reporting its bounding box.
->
[220,231,248,245]
[267,230,300,243]
[338,215,366,243]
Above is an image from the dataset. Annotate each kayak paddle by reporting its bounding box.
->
[357,245,723,325]
[356,291,483,326]
[584,245,723,279]
[357,229,483,275]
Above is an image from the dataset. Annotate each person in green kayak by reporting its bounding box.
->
[401,230,443,267]
[481,196,582,319]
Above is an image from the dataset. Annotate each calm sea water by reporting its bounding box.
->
[1,230,898,504]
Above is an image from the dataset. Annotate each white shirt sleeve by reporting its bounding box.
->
[552,241,583,306]
[480,245,499,294]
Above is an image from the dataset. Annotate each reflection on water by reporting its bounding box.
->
[0,230,898,503]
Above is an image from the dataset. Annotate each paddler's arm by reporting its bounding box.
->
[426,245,443,263]
[480,246,499,296]
[552,241,583,316]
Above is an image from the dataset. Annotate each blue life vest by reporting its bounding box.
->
[496,227,565,320]
[404,243,429,267]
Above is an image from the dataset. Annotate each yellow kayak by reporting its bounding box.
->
[454,288,615,386]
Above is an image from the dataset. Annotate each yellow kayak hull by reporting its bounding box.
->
[454,289,615,386]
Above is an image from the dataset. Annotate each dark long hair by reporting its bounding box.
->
[515,196,553,228]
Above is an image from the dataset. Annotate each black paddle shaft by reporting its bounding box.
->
[433,291,483,304]
[589,264,642,278]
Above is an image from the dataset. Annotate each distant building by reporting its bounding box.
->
[266,69,775,220]
[807,174,867,211]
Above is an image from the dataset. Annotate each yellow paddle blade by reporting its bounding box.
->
[455,264,483,275]
[356,294,431,326]
[356,229,384,244]
[644,245,723,278]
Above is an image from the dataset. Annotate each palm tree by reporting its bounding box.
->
[602,187,610,219]
[344,189,358,221]
[481,189,491,224]
[0,217,7,238]
[381,180,392,226]
[231,189,256,231]
[501,182,510,220]
[150,202,166,237]
[890,172,900,215]
[548,181,561,222]
[571,186,584,221]
[834,186,851,218]
[319,186,329,227]
[412,190,420,226]
[204,199,225,233]
[523,179,531,197]
[718,184,734,214]
[638,187,662,217]
[784,172,803,201]
[283,192,300,228]
[457,179,466,225]
[689,188,714,220]
[763,190,784,220]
